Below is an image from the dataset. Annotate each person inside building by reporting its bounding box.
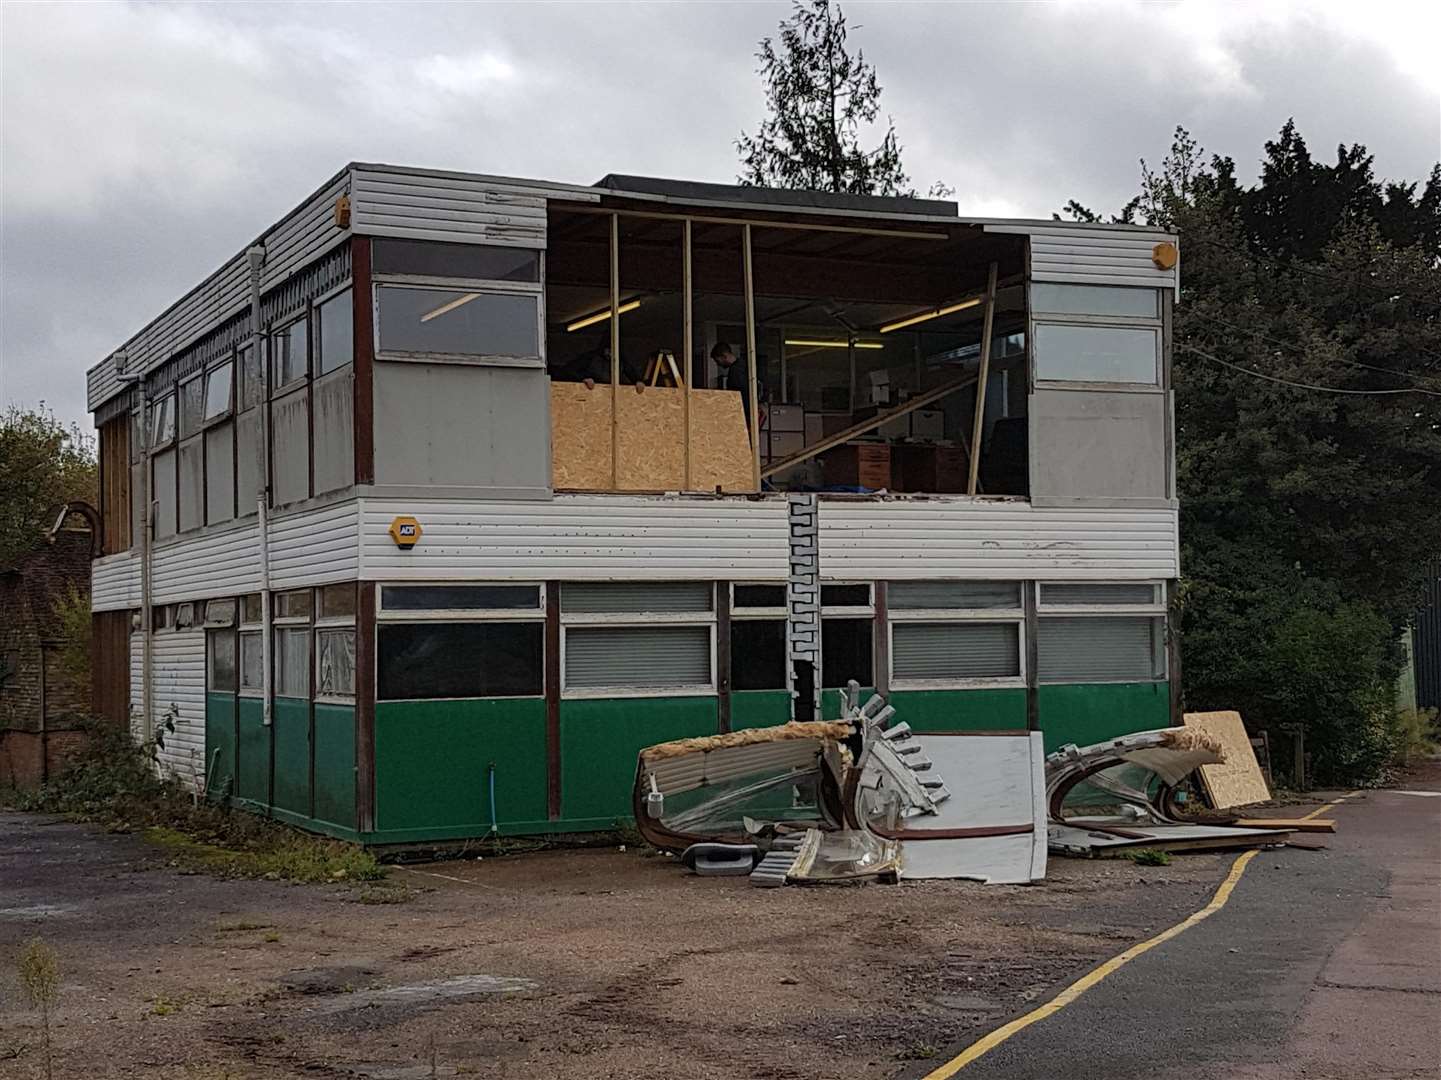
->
[711,340,764,426]
[554,334,643,389]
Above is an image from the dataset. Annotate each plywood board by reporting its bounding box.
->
[1183,710,1271,809]
[550,383,755,493]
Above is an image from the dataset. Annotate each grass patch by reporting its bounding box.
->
[1123,848,1173,867]
[6,715,385,888]
[355,883,417,905]
[896,1042,939,1061]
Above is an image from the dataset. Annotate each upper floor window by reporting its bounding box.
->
[203,361,233,421]
[1031,284,1163,388]
[372,238,540,282]
[316,288,353,375]
[1032,284,1159,319]
[375,285,540,363]
[150,392,176,446]
[270,317,308,392]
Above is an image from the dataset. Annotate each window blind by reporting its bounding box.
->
[565,626,710,689]
[889,581,1021,609]
[892,622,1020,681]
[1040,583,1159,606]
[1037,616,1163,682]
[562,582,712,614]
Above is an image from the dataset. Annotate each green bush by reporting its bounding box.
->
[1392,707,1440,768]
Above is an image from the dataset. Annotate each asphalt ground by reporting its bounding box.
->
[908,775,1441,1080]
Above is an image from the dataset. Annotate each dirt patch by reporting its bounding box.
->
[0,814,1224,1078]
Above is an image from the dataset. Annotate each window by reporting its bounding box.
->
[1032,284,1160,319]
[318,583,357,620]
[150,392,176,446]
[818,583,874,689]
[207,630,237,692]
[274,627,310,698]
[177,437,203,532]
[1034,324,1160,385]
[151,604,173,631]
[381,584,541,613]
[887,580,1024,687]
[241,593,262,625]
[174,602,196,630]
[270,318,308,391]
[238,343,263,411]
[239,630,263,693]
[730,583,787,692]
[378,622,543,699]
[376,285,541,362]
[205,599,237,627]
[560,581,714,694]
[152,447,178,538]
[179,376,205,437]
[1037,580,1168,684]
[274,590,312,620]
[317,289,354,375]
[316,628,356,698]
[372,239,541,282]
[203,362,233,420]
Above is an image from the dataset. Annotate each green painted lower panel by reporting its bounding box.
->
[313,703,356,831]
[559,696,718,823]
[888,689,1028,732]
[236,697,269,807]
[374,698,548,836]
[1037,681,1172,752]
[731,690,792,730]
[272,697,311,818]
[204,693,237,800]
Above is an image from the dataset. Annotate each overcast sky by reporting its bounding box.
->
[2,0,1437,430]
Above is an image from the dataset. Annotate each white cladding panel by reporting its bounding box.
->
[86,172,351,412]
[92,552,141,611]
[350,166,594,248]
[151,630,206,790]
[818,499,1179,580]
[359,496,792,581]
[129,630,143,741]
[89,502,360,610]
[985,223,1178,290]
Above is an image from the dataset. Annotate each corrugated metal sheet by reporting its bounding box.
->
[86,171,352,412]
[92,552,141,612]
[89,502,360,611]
[817,499,1179,580]
[351,167,557,248]
[359,495,792,581]
[152,630,207,788]
[984,223,1178,290]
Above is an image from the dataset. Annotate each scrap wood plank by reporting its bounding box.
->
[1232,818,1336,834]
[1183,710,1272,810]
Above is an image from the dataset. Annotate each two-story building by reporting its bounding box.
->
[85,164,1181,845]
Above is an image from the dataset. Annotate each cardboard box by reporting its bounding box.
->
[769,431,806,460]
[878,413,911,439]
[823,443,891,490]
[911,409,945,440]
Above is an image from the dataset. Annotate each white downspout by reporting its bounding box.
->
[247,244,272,728]
[139,375,154,744]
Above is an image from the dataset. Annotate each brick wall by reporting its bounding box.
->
[0,728,91,789]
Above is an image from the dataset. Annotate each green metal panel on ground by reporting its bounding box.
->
[1037,681,1171,752]
[559,696,718,825]
[889,688,1028,732]
[373,697,549,839]
[204,692,237,800]
[730,690,792,730]
[271,697,311,818]
[312,703,356,832]
[235,697,269,808]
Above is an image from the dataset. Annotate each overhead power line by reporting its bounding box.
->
[1188,311,1441,390]
[1176,343,1441,398]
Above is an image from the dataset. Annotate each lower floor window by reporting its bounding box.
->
[1037,616,1165,683]
[891,622,1021,682]
[821,618,873,689]
[274,627,310,698]
[316,628,356,698]
[731,619,787,691]
[378,621,543,700]
[239,630,263,692]
[564,625,711,691]
[206,630,237,692]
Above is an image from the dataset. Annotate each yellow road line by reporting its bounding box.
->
[921,791,1360,1078]
[1299,791,1359,821]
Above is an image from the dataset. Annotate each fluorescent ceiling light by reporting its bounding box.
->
[420,293,480,323]
[784,338,884,350]
[879,296,983,334]
[567,299,641,332]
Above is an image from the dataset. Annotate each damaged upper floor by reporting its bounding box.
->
[85,164,1180,558]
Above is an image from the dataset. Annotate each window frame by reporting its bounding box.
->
[886,580,1027,691]
[559,581,717,699]
[729,581,789,693]
[202,359,235,425]
[371,274,546,369]
[269,313,311,396]
[149,391,177,448]
[1034,580,1169,684]
[1031,282,1165,394]
[314,281,356,376]
[238,593,264,698]
[815,581,876,691]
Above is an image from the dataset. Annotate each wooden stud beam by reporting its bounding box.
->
[966,262,999,496]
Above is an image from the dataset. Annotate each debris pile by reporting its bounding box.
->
[634,687,1307,886]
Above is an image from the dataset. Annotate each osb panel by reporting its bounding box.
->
[550,383,755,493]
[1183,710,1271,809]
